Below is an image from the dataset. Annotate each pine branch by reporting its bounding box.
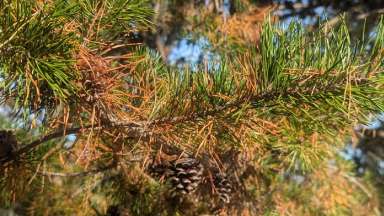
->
[0,123,142,164]
[0,74,373,165]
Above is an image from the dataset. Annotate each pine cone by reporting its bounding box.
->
[214,173,232,203]
[148,163,171,180]
[148,155,204,195]
[83,79,104,103]
[169,157,204,195]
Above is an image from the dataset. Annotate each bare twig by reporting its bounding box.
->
[342,173,372,198]
[38,163,116,177]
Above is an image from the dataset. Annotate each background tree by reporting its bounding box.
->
[0,0,384,215]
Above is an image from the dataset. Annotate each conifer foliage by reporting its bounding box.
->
[0,0,384,215]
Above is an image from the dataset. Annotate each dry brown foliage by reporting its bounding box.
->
[218,5,277,44]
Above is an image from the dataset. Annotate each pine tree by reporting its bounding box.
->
[1,0,384,215]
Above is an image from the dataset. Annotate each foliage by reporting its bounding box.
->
[0,0,383,215]
[0,0,79,116]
